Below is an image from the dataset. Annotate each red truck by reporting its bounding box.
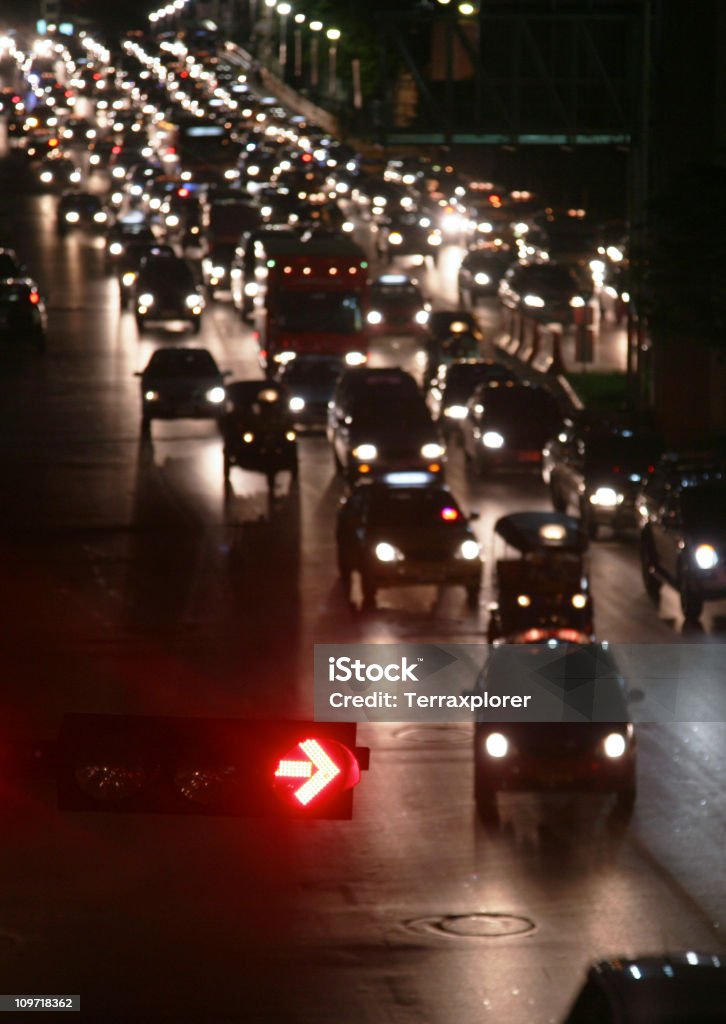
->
[251,235,370,372]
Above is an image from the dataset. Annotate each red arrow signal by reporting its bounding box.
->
[274,738,357,807]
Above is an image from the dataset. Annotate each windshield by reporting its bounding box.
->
[146,351,218,376]
[276,291,363,333]
[679,485,726,528]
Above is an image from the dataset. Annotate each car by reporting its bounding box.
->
[457,245,515,305]
[104,218,158,267]
[0,279,47,348]
[117,243,175,309]
[366,274,431,336]
[56,191,108,233]
[201,242,237,296]
[498,261,592,322]
[426,359,519,436]
[336,477,482,608]
[36,156,82,190]
[327,367,445,480]
[135,347,229,436]
[229,226,300,319]
[637,455,726,620]
[562,953,726,1023]
[543,416,664,538]
[133,253,205,333]
[473,641,637,823]
[461,380,563,472]
[276,353,345,428]
[376,212,442,264]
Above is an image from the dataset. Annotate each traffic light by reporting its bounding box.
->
[56,715,369,819]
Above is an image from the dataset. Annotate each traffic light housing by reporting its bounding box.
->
[56,715,369,820]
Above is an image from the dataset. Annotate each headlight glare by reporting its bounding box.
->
[695,543,718,570]
[485,732,508,758]
[603,732,627,759]
[352,443,377,461]
[482,431,504,449]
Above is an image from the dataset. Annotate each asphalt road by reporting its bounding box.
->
[0,133,724,1023]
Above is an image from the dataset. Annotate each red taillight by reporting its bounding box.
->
[112,144,122,154]
[29,292,40,305]
[441,507,459,521]
[301,152,313,163]
[612,465,620,473]
[177,187,189,197]
[166,146,176,155]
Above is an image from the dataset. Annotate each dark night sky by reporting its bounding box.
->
[0,0,152,33]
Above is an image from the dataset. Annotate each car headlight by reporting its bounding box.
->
[694,543,718,570]
[289,396,305,412]
[122,271,137,287]
[388,231,403,245]
[484,732,509,758]
[524,294,545,308]
[367,310,383,325]
[482,431,504,449]
[138,292,154,306]
[89,154,100,165]
[345,351,367,366]
[421,442,445,459]
[571,593,588,608]
[206,386,226,404]
[244,282,258,296]
[342,221,355,233]
[224,168,239,180]
[40,171,53,183]
[589,487,622,507]
[144,389,159,401]
[458,539,480,561]
[444,405,468,419]
[373,195,386,206]
[93,211,107,223]
[185,294,203,309]
[111,165,126,178]
[415,309,429,325]
[211,265,225,278]
[517,594,531,607]
[569,296,586,308]
[109,242,124,256]
[166,214,180,227]
[375,541,403,563]
[64,210,80,223]
[111,192,123,205]
[352,444,377,461]
[427,232,442,245]
[603,732,627,759]
[474,272,490,286]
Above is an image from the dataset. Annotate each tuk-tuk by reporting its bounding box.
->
[425,319,482,385]
[487,511,594,642]
[221,380,299,491]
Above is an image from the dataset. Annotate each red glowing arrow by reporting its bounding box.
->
[275,739,341,806]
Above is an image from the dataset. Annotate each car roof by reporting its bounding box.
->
[145,347,218,369]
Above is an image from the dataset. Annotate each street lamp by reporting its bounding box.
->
[309,20,323,89]
[277,2,291,71]
[326,27,340,99]
[293,13,305,78]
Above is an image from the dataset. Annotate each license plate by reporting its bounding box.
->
[517,451,541,462]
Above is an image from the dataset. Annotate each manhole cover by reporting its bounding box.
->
[394,724,472,746]
[406,913,535,939]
